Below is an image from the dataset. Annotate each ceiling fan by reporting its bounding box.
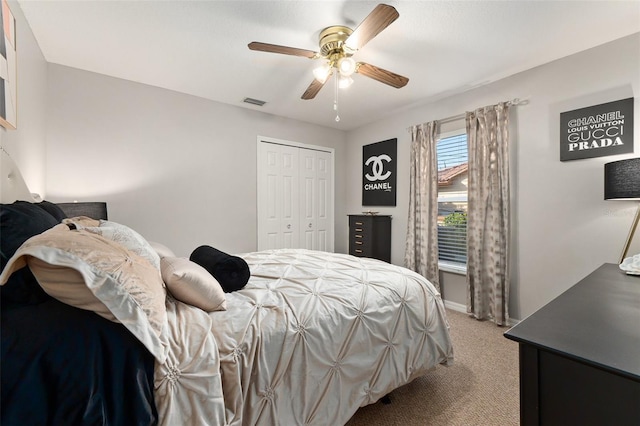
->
[248,3,409,101]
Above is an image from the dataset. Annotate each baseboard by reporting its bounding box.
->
[443,299,520,326]
[443,300,467,313]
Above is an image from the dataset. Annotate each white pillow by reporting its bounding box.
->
[161,256,226,312]
[0,224,169,363]
[64,217,160,270]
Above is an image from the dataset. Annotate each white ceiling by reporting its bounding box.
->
[19,0,640,131]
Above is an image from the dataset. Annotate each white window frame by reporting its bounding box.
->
[437,128,468,275]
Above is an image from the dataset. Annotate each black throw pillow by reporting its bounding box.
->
[189,245,250,293]
[36,200,67,222]
[0,201,58,306]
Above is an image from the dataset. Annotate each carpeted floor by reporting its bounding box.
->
[346,309,520,426]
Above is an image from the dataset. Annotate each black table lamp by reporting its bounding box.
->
[604,157,640,263]
[57,202,108,220]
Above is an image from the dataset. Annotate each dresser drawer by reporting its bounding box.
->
[349,232,372,256]
[349,224,372,242]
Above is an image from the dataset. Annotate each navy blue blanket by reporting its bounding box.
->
[1,297,158,426]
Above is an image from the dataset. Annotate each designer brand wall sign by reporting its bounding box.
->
[362,138,397,206]
[560,98,634,161]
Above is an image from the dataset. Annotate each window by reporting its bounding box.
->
[437,131,468,271]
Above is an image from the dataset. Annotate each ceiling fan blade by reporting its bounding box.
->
[356,62,409,88]
[248,42,318,58]
[301,78,327,100]
[345,4,399,51]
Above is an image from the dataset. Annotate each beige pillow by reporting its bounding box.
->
[0,224,168,363]
[161,256,226,312]
[149,241,176,259]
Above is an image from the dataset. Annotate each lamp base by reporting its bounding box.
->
[619,202,640,264]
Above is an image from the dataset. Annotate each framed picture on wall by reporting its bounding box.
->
[0,0,17,130]
[362,138,397,206]
[560,98,633,161]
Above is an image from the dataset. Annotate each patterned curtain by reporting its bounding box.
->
[404,121,440,291]
[466,102,511,325]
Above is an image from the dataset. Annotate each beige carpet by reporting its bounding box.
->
[346,309,520,426]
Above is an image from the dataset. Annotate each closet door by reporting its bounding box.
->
[257,139,334,252]
[299,149,333,251]
[257,142,299,250]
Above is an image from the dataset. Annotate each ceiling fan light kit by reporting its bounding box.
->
[338,57,357,77]
[312,63,332,83]
[339,75,354,89]
[248,3,409,121]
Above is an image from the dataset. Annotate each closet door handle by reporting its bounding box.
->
[287,224,291,229]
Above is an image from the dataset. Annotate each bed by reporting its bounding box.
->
[0,149,453,425]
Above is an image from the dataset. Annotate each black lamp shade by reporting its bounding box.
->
[604,158,640,200]
[57,202,108,220]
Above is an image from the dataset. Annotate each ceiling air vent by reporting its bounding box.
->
[243,97,266,106]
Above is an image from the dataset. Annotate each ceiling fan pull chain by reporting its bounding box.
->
[334,71,340,122]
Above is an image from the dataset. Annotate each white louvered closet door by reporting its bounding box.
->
[257,140,334,252]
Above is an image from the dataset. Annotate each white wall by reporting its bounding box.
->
[0,1,47,195]
[45,65,347,257]
[345,33,640,320]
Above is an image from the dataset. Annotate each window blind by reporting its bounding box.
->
[437,133,468,266]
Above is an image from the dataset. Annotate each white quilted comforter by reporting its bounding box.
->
[155,249,453,426]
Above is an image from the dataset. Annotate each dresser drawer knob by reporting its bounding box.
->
[355,235,362,238]
[355,241,363,245]
[355,228,363,232]
[355,222,363,225]
[355,249,363,253]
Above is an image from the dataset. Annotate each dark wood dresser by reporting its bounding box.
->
[504,263,640,426]
[348,215,391,262]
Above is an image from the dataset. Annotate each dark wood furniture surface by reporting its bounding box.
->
[504,263,640,426]
[348,215,391,262]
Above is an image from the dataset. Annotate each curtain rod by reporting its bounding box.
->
[406,98,526,132]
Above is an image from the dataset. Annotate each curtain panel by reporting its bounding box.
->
[404,121,440,291]
[466,102,510,325]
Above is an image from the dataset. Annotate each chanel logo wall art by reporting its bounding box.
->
[0,0,16,130]
[363,138,397,206]
[560,98,633,161]
[365,154,392,181]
